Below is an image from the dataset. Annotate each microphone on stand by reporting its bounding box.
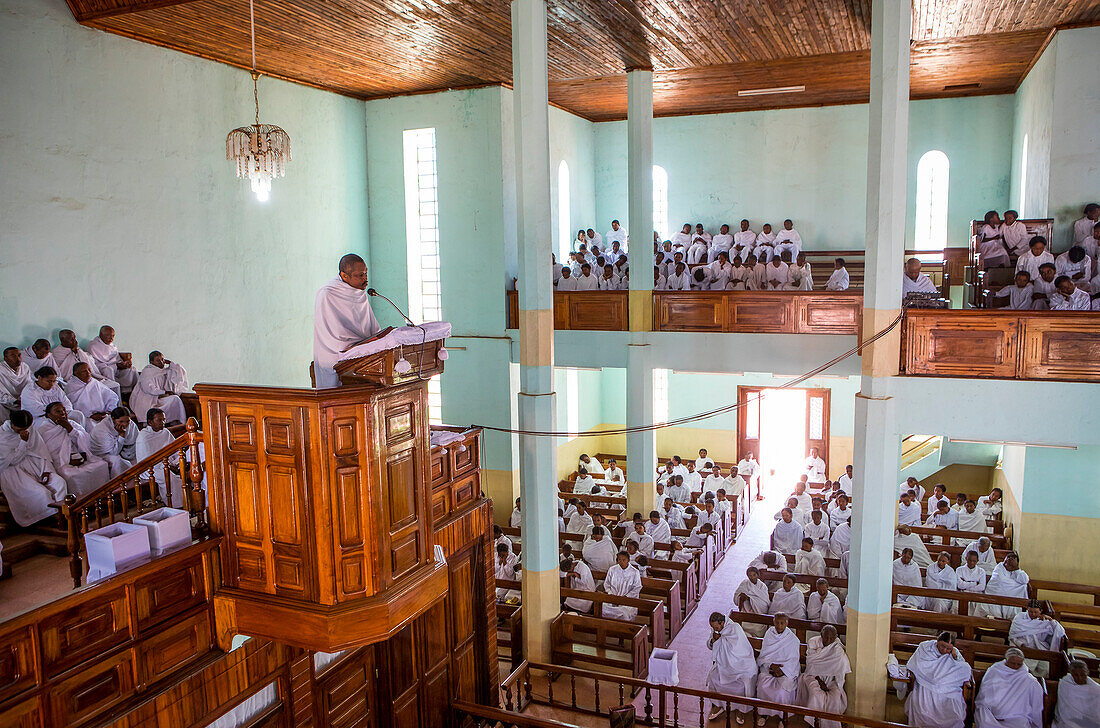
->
[367,288,416,327]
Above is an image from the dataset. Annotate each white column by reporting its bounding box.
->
[626,68,654,330]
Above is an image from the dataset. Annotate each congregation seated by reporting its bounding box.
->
[0,409,69,526]
[38,401,110,498]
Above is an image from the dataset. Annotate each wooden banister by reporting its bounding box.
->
[54,417,204,587]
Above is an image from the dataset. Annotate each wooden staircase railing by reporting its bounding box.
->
[53,417,205,588]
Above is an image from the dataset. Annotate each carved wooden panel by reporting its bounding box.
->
[450,437,477,477]
[39,589,130,678]
[429,449,449,489]
[317,650,375,728]
[904,312,1019,378]
[1020,316,1100,381]
[0,696,40,728]
[563,292,629,330]
[326,403,370,603]
[451,472,481,510]
[48,648,135,726]
[0,628,35,706]
[133,558,206,633]
[384,624,420,728]
[729,295,795,333]
[795,295,861,335]
[653,292,727,331]
[430,487,451,525]
[135,611,212,686]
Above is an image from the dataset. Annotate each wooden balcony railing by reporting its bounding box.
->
[53,417,205,587]
[902,308,1100,381]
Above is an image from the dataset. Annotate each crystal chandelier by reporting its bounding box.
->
[226,0,290,202]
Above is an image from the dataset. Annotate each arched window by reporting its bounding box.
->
[653,165,669,242]
[914,150,949,252]
[1018,134,1028,214]
[557,160,570,263]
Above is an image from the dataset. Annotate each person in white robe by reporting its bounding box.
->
[927,484,949,511]
[893,550,924,608]
[89,408,139,476]
[1056,247,1092,287]
[702,465,729,498]
[686,237,709,265]
[903,258,939,296]
[558,268,580,290]
[0,411,69,526]
[894,526,933,568]
[977,211,1011,268]
[1054,660,1100,728]
[1009,600,1067,677]
[903,635,973,728]
[900,477,926,502]
[769,575,807,620]
[581,528,617,574]
[494,543,521,601]
[135,408,189,507]
[954,500,988,545]
[764,258,789,289]
[21,367,83,427]
[626,521,655,557]
[794,538,826,581]
[1001,211,1030,256]
[665,262,690,291]
[709,225,734,263]
[52,330,121,398]
[994,272,1037,310]
[956,551,987,602]
[566,503,593,534]
[807,579,843,623]
[803,448,826,484]
[666,475,690,504]
[978,488,1003,519]
[1072,204,1099,247]
[828,495,852,530]
[824,259,850,291]
[925,501,959,530]
[733,220,756,253]
[0,347,33,424]
[735,567,772,618]
[976,553,1029,619]
[1016,236,1055,282]
[560,557,595,613]
[37,402,110,498]
[645,510,672,545]
[313,254,381,388]
[604,458,624,484]
[509,498,522,529]
[697,500,722,533]
[775,497,807,526]
[798,626,849,728]
[898,492,922,527]
[574,264,599,290]
[924,552,959,613]
[755,614,801,719]
[573,472,596,495]
[744,256,768,290]
[785,253,814,290]
[771,509,804,554]
[603,552,643,620]
[130,352,187,425]
[685,523,715,551]
[749,550,788,578]
[773,220,802,258]
[963,537,998,575]
[87,326,137,394]
[20,340,63,385]
[661,498,687,530]
[585,229,603,249]
[670,224,693,249]
[803,510,830,555]
[974,650,1044,728]
[597,266,622,290]
[704,613,759,722]
[66,362,120,425]
[1051,275,1092,310]
[605,220,627,247]
[1031,263,1059,309]
[827,521,851,561]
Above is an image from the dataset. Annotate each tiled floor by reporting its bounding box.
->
[0,552,73,621]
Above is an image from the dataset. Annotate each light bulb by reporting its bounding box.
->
[255,187,269,202]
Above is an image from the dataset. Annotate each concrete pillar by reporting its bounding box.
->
[626,68,654,331]
[511,0,559,663]
[625,344,657,519]
[846,0,910,717]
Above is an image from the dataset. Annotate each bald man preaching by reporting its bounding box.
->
[313,254,380,388]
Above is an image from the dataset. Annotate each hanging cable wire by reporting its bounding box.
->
[470,307,906,438]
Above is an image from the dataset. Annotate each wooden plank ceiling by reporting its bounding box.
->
[65,0,1100,120]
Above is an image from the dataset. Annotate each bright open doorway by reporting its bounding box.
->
[757,389,808,498]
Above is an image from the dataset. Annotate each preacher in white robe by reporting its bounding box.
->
[0,415,69,526]
[704,616,758,719]
[130,355,187,425]
[1054,663,1100,728]
[66,367,121,423]
[37,411,110,498]
[603,558,643,620]
[755,621,801,716]
[313,256,381,388]
[974,654,1045,728]
[87,329,138,393]
[90,412,139,476]
[904,639,972,728]
[798,629,850,728]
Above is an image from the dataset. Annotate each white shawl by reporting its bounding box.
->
[1053,673,1100,728]
[975,660,1045,727]
[757,627,801,686]
[734,578,770,614]
[313,277,381,372]
[769,587,807,620]
[710,620,758,682]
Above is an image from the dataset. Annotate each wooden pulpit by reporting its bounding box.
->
[195,338,449,652]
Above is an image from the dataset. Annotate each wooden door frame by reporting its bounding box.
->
[736,386,831,478]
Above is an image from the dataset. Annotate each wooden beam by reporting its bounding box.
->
[68,0,200,24]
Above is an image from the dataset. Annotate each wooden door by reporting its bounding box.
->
[804,389,830,473]
[736,386,763,464]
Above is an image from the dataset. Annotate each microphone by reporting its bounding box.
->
[366,288,416,327]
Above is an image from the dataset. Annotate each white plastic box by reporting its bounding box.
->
[648,648,679,686]
[133,507,191,553]
[84,522,151,577]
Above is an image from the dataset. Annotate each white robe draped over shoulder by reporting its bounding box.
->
[1053,673,1100,728]
[0,422,69,526]
[904,640,972,728]
[798,636,850,728]
[130,363,187,424]
[602,563,643,620]
[313,277,381,388]
[755,626,801,716]
[974,660,1044,728]
[704,620,758,715]
[36,419,110,498]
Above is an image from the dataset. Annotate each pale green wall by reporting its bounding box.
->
[1021,445,1100,519]
[1010,40,1056,219]
[549,106,597,259]
[593,96,1013,250]
[0,0,369,388]
[937,441,1002,468]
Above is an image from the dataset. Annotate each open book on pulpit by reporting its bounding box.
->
[334,321,451,386]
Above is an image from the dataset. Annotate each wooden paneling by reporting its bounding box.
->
[48,648,136,726]
[653,292,863,335]
[39,589,131,678]
[0,629,36,708]
[135,611,212,686]
[903,310,1100,382]
[66,0,1098,120]
[133,559,206,632]
[654,292,727,331]
[316,650,375,728]
[0,697,41,728]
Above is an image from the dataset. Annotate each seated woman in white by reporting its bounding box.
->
[755,613,801,718]
[0,410,70,526]
[893,548,924,608]
[560,557,595,614]
[769,574,807,620]
[602,551,643,620]
[825,259,850,291]
[974,649,1044,728]
[798,625,849,728]
[494,542,521,601]
[977,210,1011,268]
[1008,599,1067,677]
[625,520,655,557]
[974,552,1029,619]
[924,551,958,614]
[903,633,972,728]
[130,351,187,425]
[806,579,843,623]
[704,612,759,722]
[1053,660,1100,728]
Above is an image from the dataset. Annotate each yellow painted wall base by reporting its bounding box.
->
[918,464,994,495]
[844,608,891,719]
[1016,511,1100,587]
[521,567,560,663]
[482,468,519,525]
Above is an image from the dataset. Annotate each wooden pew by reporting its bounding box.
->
[559,587,666,649]
[908,525,1009,549]
[890,631,1066,678]
[495,602,523,670]
[549,613,650,679]
[587,568,686,641]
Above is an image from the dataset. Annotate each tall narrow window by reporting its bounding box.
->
[558,160,571,263]
[1019,134,1029,214]
[653,165,669,242]
[566,368,579,436]
[914,150,949,253]
[403,127,442,424]
[653,368,669,423]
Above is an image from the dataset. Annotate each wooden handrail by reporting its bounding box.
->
[55,417,205,588]
[453,701,587,728]
[901,434,939,459]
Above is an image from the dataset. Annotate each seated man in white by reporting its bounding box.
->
[709,224,733,263]
[0,347,34,425]
[806,578,843,623]
[755,613,802,720]
[773,219,802,260]
[704,611,758,722]
[666,475,691,504]
[682,460,703,493]
[131,351,188,425]
[769,574,807,619]
[573,470,597,495]
[903,633,972,728]
[824,258,850,291]
[573,263,599,290]
[771,508,804,553]
[21,366,82,426]
[1008,599,1067,677]
[87,325,137,394]
[900,476,925,502]
[604,458,624,485]
[897,491,922,527]
[974,649,1044,728]
[993,270,1036,309]
[955,500,988,545]
[509,497,522,529]
[135,407,191,507]
[749,551,788,594]
[977,488,1003,519]
[661,496,687,530]
[733,220,756,255]
[605,219,627,247]
[557,267,579,290]
[67,362,120,425]
[1051,274,1091,310]
[645,509,672,544]
[798,624,849,728]
[1015,235,1054,281]
[753,224,777,263]
[794,538,825,580]
[494,542,521,601]
[927,483,950,511]
[786,252,813,290]
[598,264,621,290]
[828,493,852,529]
[803,448,826,484]
[53,329,121,398]
[902,257,939,296]
[1054,659,1100,728]
[90,407,139,477]
[670,223,693,249]
[764,256,789,289]
[578,452,603,476]
[975,551,1029,619]
[1073,203,1100,246]
[686,236,709,265]
[702,464,728,496]
[581,527,617,574]
[1055,246,1092,287]
[804,509,830,554]
[666,261,690,290]
[602,551,643,620]
[0,410,70,526]
[566,501,593,534]
[962,536,998,574]
[21,339,63,381]
[1001,210,1031,256]
[38,402,110,498]
[1031,262,1058,309]
[734,567,771,628]
[925,500,959,530]
[560,557,595,614]
[893,548,924,607]
[924,551,959,613]
[585,228,603,249]
[894,525,932,567]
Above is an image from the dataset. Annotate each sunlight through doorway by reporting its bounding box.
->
[758,389,808,499]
